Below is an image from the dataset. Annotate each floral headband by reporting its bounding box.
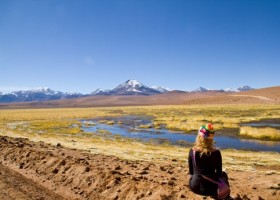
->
[198,123,215,138]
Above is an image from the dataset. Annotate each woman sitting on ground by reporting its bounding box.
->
[188,123,231,199]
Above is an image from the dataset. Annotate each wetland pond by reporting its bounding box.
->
[81,116,280,152]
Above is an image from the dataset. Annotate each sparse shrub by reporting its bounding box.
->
[106,121,114,125]
[97,129,112,135]
[154,124,161,129]
[139,124,153,129]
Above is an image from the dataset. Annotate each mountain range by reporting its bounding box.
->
[0,80,254,103]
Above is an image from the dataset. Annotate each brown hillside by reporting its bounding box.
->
[238,86,280,101]
[184,86,280,105]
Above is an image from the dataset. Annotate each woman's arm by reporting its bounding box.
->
[215,150,222,176]
[188,149,194,175]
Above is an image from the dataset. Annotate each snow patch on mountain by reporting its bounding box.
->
[192,85,254,92]
[151,86,170,93]
[236,85,254,92]
[91,88,111,95]
[125,80,142,87]
[192,87,209,92]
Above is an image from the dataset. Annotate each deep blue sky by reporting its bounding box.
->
[1,0,280,93]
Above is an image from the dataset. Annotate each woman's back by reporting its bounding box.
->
[189,148,222,178]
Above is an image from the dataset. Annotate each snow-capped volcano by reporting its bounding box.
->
[110,80,161,95]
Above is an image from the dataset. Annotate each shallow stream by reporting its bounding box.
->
[81,116,280,152]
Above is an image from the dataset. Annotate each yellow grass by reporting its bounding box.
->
[240,126,280,140]
[1,104,280,138]
[0,105,280,174]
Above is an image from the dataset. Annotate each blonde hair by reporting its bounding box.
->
[194,134,215,156]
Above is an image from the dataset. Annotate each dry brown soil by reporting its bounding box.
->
[0,136,279,200]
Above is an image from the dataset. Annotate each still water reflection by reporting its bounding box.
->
[81,117,280,152]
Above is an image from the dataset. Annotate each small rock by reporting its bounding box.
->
[19,163,24,169]
[265,171,276,175]
[269,184,280,189]
[124,171,131,175]
[111,170,122,175]
[142,166,149,170]
[115,177,121,183]
[167,170,173,174]
[17,143,24,148]
[84,166,90,172]
[145,191,152,196]
[160,166,167,171]
[168,181,175,186]
[114,165,121,170]
[59,160,66,166]
[0,137,8,143]
[131,176,140,181]
[139,170,148,175]
[137,193,145,199]
[242,195,250,200]
[231,194,241,200]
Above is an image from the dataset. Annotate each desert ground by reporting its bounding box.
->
[0,87,280,199]
[0,135,279,200]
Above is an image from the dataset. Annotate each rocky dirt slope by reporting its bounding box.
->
[0,136,279,200]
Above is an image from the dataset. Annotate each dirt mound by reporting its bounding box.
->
[0,136,279,200]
